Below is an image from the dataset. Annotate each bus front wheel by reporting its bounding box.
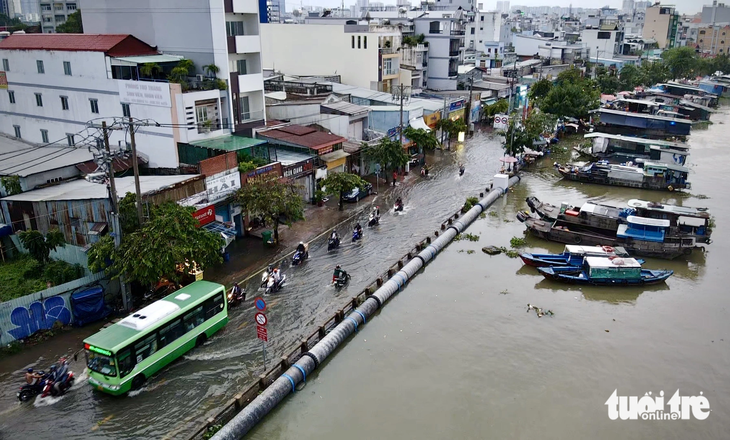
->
[131,375,146,391]
[195,334,207,348]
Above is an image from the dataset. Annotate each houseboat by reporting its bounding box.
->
[537,256,673,286]
[581,132,690,166]
[554,161,691,191]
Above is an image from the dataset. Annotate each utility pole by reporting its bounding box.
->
[128,117,144,225]
[392,84,410,171]
[102,121,119,214]
[464,76,474,135]
[441,97,448,148]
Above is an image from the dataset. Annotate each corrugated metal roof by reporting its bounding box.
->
[187,135,266,151]
[0,34,158,56]
[0,135,95,177]
[321,101,370,116]
[258,125,346,150]
[1,175,200,202]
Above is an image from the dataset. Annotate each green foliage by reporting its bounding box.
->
[555,66,584,86]
[118,192,141,235]
[87,235,116,274]
[18,229,66,265]
[203,64,220,77]
[236,152,268,168]
[236,177,305,240]
[510,236,527,247]
[238,161,257,173]
[402,34,425,47]
[318,172,368,210]
[55,10,83,33]
[661,46,703,80]
[43,261,85,286]
[524,110,556,139]
[638,60,670,86]
[0,256,49,302]
[454,233,480,242]
[499,110,554,157]
[214,79,228,90]
[528,79,553,104]
[362,137,409,177]
[140,63,163,78]
[463,196,480,211]
[482,99,509,120]
[168,59,195,87]
[435,117,467,138]
[0,175,22,196]
[90,203,224,287]
[595,67,620,95]
[617,64,642,91]
[540,71,599,119]
[403,127,440,151]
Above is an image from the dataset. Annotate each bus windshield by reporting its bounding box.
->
[86,350,117,376]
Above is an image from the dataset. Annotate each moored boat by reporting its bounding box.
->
[519,245,644,267]
[537,256,673,286]
[554,161,691,191]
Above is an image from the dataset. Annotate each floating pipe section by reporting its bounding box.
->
[211,175,520,440]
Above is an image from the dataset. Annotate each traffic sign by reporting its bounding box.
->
[254,297,266,311]
[256,325,268,342]
[255,312,268,326]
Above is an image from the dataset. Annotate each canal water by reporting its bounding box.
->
[246,113,730,439]
[2,109,729,438]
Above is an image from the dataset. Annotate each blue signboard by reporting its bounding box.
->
[449,100,465,112]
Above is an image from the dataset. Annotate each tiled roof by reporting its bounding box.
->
[0,34,158,57]
[258,125,346,150]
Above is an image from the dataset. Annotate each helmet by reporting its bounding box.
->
[27,368,33,373]
[336,265,341,269]
[299,241,304,245]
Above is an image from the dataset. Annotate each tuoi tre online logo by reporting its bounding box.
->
[606,389,711,421]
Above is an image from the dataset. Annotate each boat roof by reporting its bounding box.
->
[595,108,694,124]
[648,145,689,155]
[583,132,688,149]
[586,256,641,268]
[579,202,620,216]
[627,199,710,218]
[565,245,629,255]
[641,161,690,172]
[626,215,671,227]
[613,98,661,106]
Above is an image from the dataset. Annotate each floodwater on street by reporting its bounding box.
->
[246,111,730,439]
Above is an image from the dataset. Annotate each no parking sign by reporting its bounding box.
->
[493,114,509,130]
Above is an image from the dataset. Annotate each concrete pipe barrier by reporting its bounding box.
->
[210,175,520,440]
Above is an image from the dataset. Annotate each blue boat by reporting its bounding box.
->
[537,256,673,286]
[520,245,645,267]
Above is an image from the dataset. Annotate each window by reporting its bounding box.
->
[364,36,367,49]
[488,48,491,53]
[196,106,209,124]
[63,61,72,76]
[41,3,52,11]
[43,16,52,22]
[2,58,8,71]
[133,333,158,364]
[35,93,43,107]
[66,133,75,146]
[158,319,185,349]
[481,15,484,21]
[8,90,15,104]
[89,98,99,114]
[117,347,135,378]
[352,35,355,48]
[236,59,247,74]
[429,21,440,34]
[67,3,77,11]
[225,21,244,37]
[122,103,131,117]
[597,31,611,39]
[13,125,21,138]
[40,129,49,143]
[358,35,361,49]
[54,15,65,22]
[383,58,398,76]
[471,28,475,34]
[60,96,69,110]
[183,305,205,333]
[240,96,250,120]
[36,60,44,74]
[54,3,63,10]
[203,293,225,320]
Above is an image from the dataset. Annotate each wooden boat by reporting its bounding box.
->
[581,132,690,166]
[519,245,645,267]
[525,197,713,244]
[537,256,673,286]
[521,216,697,259]
[554,161,691,191]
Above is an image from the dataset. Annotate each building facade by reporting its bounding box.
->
[582,20,624,57]
[415,12,466,91]
[643,3,679,48]
[697,25,730,55]
[40,1,78,33]
[80,0,266,135]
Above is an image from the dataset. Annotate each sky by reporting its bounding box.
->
[293,0,707,15]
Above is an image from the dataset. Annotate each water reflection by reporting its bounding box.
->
[532,278,670,304]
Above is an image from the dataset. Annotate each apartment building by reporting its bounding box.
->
[415,10,466,91]
[260,23,402,92]
[697,25,730,55]
[80,0,266,135]
[643,3,680,48]
[582,20,624,57]
[0,34,233,169]
[40,1,78,33]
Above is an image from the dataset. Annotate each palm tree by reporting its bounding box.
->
[203,64,220,78]
[139,63,162,79]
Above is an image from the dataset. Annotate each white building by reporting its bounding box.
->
[466,11,503,51]
[80,0,266,135]
[581,21,623,57]
[496,1,510,14]
[414,10,466,91]
[260,23,402,92]
[40,1,78,33]
[0,34,233,169]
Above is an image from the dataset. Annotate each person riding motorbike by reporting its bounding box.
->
[332,265,348,284]
[330,230,339,241]
[396,197,403,206]
[354,223,363,235]
[272,268,281,285]
[297,242,306,254]
[230,283,244,303]
[25,368,43,386]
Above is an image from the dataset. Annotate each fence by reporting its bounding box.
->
[0,272,118,346]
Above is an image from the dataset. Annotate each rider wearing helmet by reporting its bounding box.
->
[297,241,306,254]
[333,265,348,283]
[330,230,339,241]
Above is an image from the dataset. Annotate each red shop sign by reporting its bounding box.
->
[193,205,215,227]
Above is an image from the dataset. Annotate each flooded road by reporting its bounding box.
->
[246,111,730,439]
[0,131,506,438]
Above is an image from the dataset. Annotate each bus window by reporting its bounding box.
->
[184,305,205,332]
[134,334,158,364]
[87,350,117,376]
[159,319,185,349]
[204,293,225,320]
[117,347,135,378]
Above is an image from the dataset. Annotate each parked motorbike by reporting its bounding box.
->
[328,236,340,250]
[333,273,351,289]
[265,274,286,294]
[17,371,49,402]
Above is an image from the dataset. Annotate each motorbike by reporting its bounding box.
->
[292,248,309,266]
[42,360,75,398]
[328,236,340,250]
[333,273,351,289]
[17,371,49,402]
[261,267,272,288]
[394,201,404,212]
[368,213,380,227]
[459,166,465,176]
[265,274,286,294]
[352,229,362,242]
[227,286,246,307]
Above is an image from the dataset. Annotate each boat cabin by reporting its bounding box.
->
[641,161,690,187]
[564,245,630,257]
[616,216,671,242]
[585,256,642,279]
[584,132,690,166]
[627,199,712,242]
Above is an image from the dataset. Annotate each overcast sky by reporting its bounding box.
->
[294,1,707,15]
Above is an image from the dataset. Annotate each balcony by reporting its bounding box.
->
[225,0,259,14]
[449,49,460,56]
[238,72,264,93]
[451,29,466,36]
[235,35,261,54]
[448,69,458,77]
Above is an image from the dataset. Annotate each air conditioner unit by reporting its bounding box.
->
[196,74,205,81]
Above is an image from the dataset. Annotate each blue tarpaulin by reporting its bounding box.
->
[70,286,110,327]
[0,224,12,238]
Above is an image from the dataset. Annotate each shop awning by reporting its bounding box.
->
[203,221,237,248]
[319,149,350,163]
[409,117,431,132]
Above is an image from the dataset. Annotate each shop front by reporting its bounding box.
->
[283,158,315,202]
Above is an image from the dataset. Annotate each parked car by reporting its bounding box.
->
[343,183,373,202]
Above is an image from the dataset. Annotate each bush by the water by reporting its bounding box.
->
[463,196,479,212]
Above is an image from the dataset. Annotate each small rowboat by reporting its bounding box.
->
[519,245,644,267]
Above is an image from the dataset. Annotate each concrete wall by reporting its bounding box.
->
[260,24,379,89]
[582,29,620,57]
[643,5,671,48]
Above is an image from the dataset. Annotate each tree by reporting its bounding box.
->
[661,47,700,80]
[118,192,141,235]
[56,10,83,33]
[0,175,22,196]
[169,59,195,88]
[540,80,599,119]
[88,202,224,287]
[203,64,220,77]
[639,60,670,86]
[403,127,440,151]
[435,117,467,148]
[528,78,553,104]
[18,229,66,265]
[555,66,584,86]
[596,70,620,94]
[236,177,305,242]
[362,138,409,185]
[140,63,163,79]
[482,99,509,121]
[318,172,369,211]
[523,109,557,141]
[618,64,642,91]
[499,115,534,157]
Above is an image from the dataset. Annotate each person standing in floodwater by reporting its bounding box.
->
[393,170,398,186]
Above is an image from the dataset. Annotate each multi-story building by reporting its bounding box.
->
[466,11,503,51]
[259,23,402,92]
[643,3,679,48]
[414,11,466,91]
[40,1,78,33]
[496,1,510,14]
[400,43,429,91]
[581,19,623,57]
[697,25,730,55]
[701,1,730,24]
[80,0,266,135]
[0,34,238,169]
[260,0,282,23]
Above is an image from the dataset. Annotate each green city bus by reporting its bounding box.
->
[84,280,228,395]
